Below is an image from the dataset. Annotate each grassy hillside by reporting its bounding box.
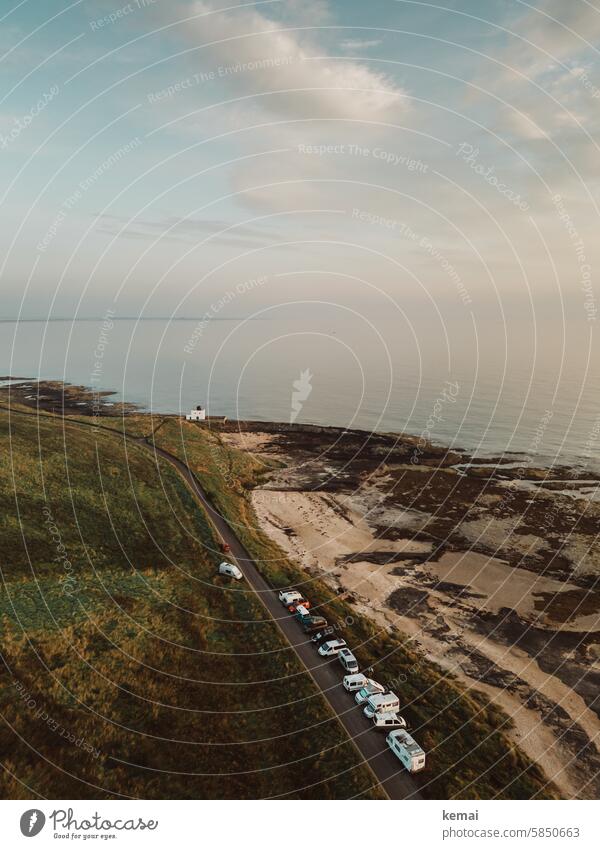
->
[0,408,383,799]
[142,417,558,800]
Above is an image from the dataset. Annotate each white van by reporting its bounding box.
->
[386,729,426,772]
[343,673,368,692]
[338,648,359,674]
[363,692,399,719]
[218,562,243,580]
[372,711,407,732]
[278,589,304,606]
[355,680,386,705]
[318,639,347,657]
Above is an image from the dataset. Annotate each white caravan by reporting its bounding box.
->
[218,562,243,580]
[386,729,426,772]
[363,692,400,719]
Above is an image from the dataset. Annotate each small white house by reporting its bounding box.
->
[186,405,206,421]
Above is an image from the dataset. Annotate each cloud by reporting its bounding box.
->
[472,1,600,144]
[512,1,600,69]
[95,213,282,246]
[502,109,548,141]
[272,0,333,27]
[180,1,406,121]
[339,39,383,51]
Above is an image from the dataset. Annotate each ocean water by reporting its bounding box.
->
[1,315,598,472]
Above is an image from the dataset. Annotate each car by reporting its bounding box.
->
[343,673,368,692]
[363,692,400,719]
[287,599,310,613]
[218,562,243,580]
[338,648,359,674]
[386,729,426,772]
[311,626,337,645]
[301,616,328,633]
[372,711,407,732]
[278,589,304,606]
[294,605,311,619]
[219,541,231,554]
[318,639,347,657]
[354,680,386,705]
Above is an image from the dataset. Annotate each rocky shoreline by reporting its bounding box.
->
[218,421,600,799]
[0,378,137,417]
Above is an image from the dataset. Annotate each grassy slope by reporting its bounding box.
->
[143,417,558,800]
[0,409,383,799]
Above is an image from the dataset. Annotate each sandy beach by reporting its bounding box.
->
[222,424,600,799]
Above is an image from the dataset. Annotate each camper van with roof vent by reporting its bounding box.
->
[386,729,426,772]
[363,692,399,719]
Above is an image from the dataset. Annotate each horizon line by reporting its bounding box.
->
[0,316,268,323]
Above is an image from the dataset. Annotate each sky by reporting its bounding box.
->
[1,0,599,336]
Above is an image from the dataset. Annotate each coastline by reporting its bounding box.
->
[3,378,600,798]
[216,422,600,799]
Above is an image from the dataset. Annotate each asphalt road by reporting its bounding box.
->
[146,438,422,800]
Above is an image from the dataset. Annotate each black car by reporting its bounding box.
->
[310,625,338,644]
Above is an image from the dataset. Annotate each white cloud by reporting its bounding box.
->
[472,1,600,144]
[339,39,383,51]
[95,212,278,246]
[513,1,600,67]
[182,2,406,121]
[502,109,548,141]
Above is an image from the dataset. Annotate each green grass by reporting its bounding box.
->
[0,409,384,799]
[146,418,558,800]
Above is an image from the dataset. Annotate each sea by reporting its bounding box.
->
[1,314,599,472]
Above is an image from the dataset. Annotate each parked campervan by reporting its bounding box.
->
[386,729,426,772]
[218,562,243,580]
[278,589,304,606]
[354,680,386,705]
[363,692,399,719]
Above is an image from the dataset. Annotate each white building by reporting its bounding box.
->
[186,405,206,421]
